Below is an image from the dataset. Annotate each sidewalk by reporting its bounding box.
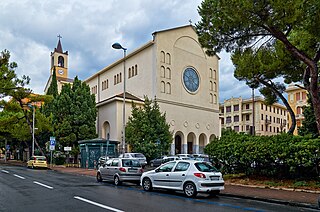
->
[1,160,319,209]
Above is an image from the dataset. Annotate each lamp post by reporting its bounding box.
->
[112,42,127,154]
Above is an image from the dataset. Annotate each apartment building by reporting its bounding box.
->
[285,84,308,135]
[220,97,287,136]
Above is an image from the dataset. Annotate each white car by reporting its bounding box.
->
[141,160,224,197]
[118,153,147,167]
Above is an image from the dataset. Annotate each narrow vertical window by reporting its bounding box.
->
[161,81,165,93]
[129,68,131,78]
[209,68,213,78]
[166,53,171,64]
[210,93,213,103]
[214,94,217,104]
[120,73,122,83]
[135,64,138,75]
[166,82,171,94]
[160,66,165,78]
[210,81,213,91]
[160,51,165,63]
[213,70,216,79]
[166,68,171,79]
[214,82,217,92]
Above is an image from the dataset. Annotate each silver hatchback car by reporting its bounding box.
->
[97,158,143,185]
[141,160,224,197]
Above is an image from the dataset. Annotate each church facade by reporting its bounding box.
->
[85,25,220,155]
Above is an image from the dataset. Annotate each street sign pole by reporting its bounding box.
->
[50,150,53,168]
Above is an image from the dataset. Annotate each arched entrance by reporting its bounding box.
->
[187,132,196,154]
[175,135,182,154]
[102,121,110,139]
[199,133,207,154]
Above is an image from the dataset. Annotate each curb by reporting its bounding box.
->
[220,192,319,210]
[227,183,320,194]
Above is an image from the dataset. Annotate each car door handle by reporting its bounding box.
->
[166,174,169,176]
[182,174,185,176]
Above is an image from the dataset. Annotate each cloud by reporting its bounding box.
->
[1,0,251,103]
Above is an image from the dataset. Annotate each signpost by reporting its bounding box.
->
[64,146,71,167]
[50,137,55,167]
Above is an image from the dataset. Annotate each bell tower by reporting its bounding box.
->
[50,35,68,78]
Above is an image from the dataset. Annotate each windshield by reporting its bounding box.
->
[195,162,218,172]
[122,159,141,167]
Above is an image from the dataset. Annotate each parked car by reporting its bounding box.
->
[161,156,180,164]
[150,156,167,167]
[118,153,147,167]
[27,156,48,169]
[141,160,224,198]
[176,154,194,159]
[96,158,144,185]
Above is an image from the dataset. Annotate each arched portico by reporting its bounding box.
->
[186,132,196,154]
[101,121,110,139]
[173,131,184,155]
[199,133,207,154]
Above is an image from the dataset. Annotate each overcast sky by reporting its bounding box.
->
[1,0,253,102]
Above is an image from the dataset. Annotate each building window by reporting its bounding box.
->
[273,107,275,113]
[246,104,249,109]
[214,94,217,104]
[166,82,171,94]
[261,114,263,120]
[209,68,213,78]
[135,64,138,75]
[210,81,213,91]
[270,126,272,132]
[166,68,171,79]
[234,115,239,122]
[214,82,217,92]
[261,103,263,110]
[234,105,239,111]
[210,93,213,103]
[296,92,301,101]
[297,107,302,114]
[161,81,165,93]
[114,75,116,85]
[129,68,131,78]
[166,53,171,65]
[234,126,239,132]
[221,118,224,124]
[160,51,165,63]
[261,125,263,131]
[226,106,231,113]
[246,125,250,131]
[270,106,271,112]
[161,66,165,78]
[246,114,250,121]
[302,92,306,100]
[226,116,231,123]
[213,70,216,79]
[58,56,64,67]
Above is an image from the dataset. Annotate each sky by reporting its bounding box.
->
[0,0,253,102]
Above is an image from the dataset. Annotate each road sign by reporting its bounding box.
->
[50,137,56,146]
[64,147,72,151]
[49,145,55,151]
[6,145,10,150]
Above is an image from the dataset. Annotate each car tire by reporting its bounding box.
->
[96,172,103,182]
[150,162,154,167]
[184,182,197,198]
[114,176,122,186]
[142,177,153,191]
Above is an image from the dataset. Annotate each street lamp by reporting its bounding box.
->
[112,42,127,154]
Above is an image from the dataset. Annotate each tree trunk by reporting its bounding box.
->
[257,78,296,134]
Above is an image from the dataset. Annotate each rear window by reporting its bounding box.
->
[195,162,218,172]
[36,157,46,161]
[133,153,145,158]
[122,159,141,167]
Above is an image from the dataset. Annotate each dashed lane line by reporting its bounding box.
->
[33,181,53,189]
[13,174,26,179]
[74,196,124,212]
[1,170,9,174]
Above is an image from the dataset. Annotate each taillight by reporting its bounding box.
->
[194,173,206,178]
[119,167,126,172]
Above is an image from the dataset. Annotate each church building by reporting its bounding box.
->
[85,25,220,155]
[44,36,74,93]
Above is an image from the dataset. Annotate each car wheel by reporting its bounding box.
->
[209,190,220,196]
[184,182,197,198]
[150,162,154,167]
[114,176,122,186]
[142,177,153,191]
[96,172,103,182]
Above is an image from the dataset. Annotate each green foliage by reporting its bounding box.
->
[43,69,58,117]
[298,93,319,137]
[125,96,173,161]
[205,131,320,178]
[52,76,97,156]
[196,0,320,133]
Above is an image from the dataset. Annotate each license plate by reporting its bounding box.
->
[210,176,219,180]
[128,168,137,172]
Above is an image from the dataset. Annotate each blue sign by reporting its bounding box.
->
[6,145,10,150]
[50,137,56,146]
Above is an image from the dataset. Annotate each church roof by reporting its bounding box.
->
[55,39,63,53]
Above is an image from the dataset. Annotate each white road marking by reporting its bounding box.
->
[13,174,26,179]
[74,196,124,212]
[33,181,53,189]
[1,170,9,173]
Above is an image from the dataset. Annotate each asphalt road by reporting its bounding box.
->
[0,165,317,212]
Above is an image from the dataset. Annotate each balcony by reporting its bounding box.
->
[265,119,271,125]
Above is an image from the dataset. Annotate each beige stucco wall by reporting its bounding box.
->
[85,25,220,154]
